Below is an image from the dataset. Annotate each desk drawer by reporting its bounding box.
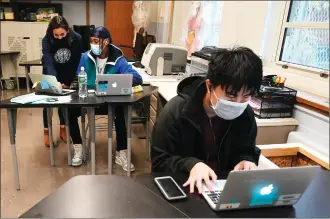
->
[151,94,157,110]
[149,118,154,136]
[150,105,157,124]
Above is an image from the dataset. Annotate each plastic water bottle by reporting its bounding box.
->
[78,66,87,98]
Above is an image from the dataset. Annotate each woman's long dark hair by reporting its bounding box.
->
[46,15,72,45]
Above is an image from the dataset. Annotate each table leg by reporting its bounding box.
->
[88,108,96,175]
[124,105,133,177]
[25,66,30,93]
[47,108,55,166]
[16,70,19,92]
[25,66,32,115]
[63,108,71,166]
[81,108,86,162]
[7,108,20,190]
[108,105,114,175]
[144,96,151,160]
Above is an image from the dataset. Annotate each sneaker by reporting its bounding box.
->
[115,150,135,172]
[72,144,83,167]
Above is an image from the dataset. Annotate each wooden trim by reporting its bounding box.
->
[166,0,174,44]
[86,0,90,25]
[296,96,329,116]
[261,147,299,157]
[260,145,329,170]
[298,147,330,170]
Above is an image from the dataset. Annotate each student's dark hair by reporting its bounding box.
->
[46,15,72,44]
[206,46,263,96]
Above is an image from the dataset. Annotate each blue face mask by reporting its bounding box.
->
[90,44,102,56]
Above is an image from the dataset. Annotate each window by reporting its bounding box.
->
[276,0,329,72]
[172,1,223,57]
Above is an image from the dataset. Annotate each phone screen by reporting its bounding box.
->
[156,177,185,198]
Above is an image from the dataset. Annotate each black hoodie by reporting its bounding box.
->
[41,30,83,86]
[151,76,261,174]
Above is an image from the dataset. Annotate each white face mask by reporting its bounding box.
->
[210,90,249,120]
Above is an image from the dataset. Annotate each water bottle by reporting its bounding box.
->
[78,66,87,98]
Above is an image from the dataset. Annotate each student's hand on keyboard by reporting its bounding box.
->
[183,162,217,194]
[233,160,257,171]
[61,84,69,89]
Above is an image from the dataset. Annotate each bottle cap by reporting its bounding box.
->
[81,66,85,71]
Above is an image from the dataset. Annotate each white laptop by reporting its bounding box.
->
[95,74,133,96]
[29,73,76,95]
[202,166,320,211]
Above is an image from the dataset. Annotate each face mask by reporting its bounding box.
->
[90,44,102,56]
[53,37,69,48]
[210,90,249,120]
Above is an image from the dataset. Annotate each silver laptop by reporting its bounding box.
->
[29,73,76,95]
[95,74,133,96]
[202,166,320,211]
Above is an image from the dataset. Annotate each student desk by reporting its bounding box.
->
[135,171,330,218]
[18,59,42,94]
[19,172,330,218]
[0,86,158,189]
[0,51,20,90]
[19,175,186,218]
[0,92,102,190]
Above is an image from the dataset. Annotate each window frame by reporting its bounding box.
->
[274,0,329,75]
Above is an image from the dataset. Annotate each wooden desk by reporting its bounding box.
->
[20,175,186,218]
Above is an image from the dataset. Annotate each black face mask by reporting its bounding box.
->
[53,37,69,48]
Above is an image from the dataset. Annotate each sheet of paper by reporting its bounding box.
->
[32,95,72,104]
[10,93,48,104]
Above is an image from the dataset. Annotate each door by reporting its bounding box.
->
[105,1,134,57]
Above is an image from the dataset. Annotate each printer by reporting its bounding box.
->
[190,46,225,75]
[141,43,188,76]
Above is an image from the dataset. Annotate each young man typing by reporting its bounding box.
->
[68,26,142,169]
[151,47,263,194]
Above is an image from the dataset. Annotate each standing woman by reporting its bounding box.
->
[41,15,83,147]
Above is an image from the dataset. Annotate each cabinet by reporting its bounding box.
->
[0,21,48,79]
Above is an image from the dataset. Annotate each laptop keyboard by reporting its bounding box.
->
[205,190,222,204]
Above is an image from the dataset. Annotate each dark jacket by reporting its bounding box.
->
[77,44,142,88]
[41,30,83,85]
[151,76,261,174]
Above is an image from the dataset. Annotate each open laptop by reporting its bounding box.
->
[95,74,133,96]
[202,166,320,211]
[29,73,76,96]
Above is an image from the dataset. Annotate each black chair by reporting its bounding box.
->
[73,25,95,53]
[118,28,156,62]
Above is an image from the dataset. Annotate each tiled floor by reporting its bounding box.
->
[1,89,151,217]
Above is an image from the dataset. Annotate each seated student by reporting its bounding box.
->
[151,47,263,194]
[68,26,142,168]
[42,15,83,147]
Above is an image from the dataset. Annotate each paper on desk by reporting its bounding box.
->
[10,93,48,104]
[33,95,72,104]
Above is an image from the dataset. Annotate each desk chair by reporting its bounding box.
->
[73,25,95,53]
[118,28,156,62]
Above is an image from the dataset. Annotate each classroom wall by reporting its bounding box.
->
[52,0,104,26]
[168,1,329,98]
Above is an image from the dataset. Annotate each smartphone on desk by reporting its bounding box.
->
[154,176,187,201]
